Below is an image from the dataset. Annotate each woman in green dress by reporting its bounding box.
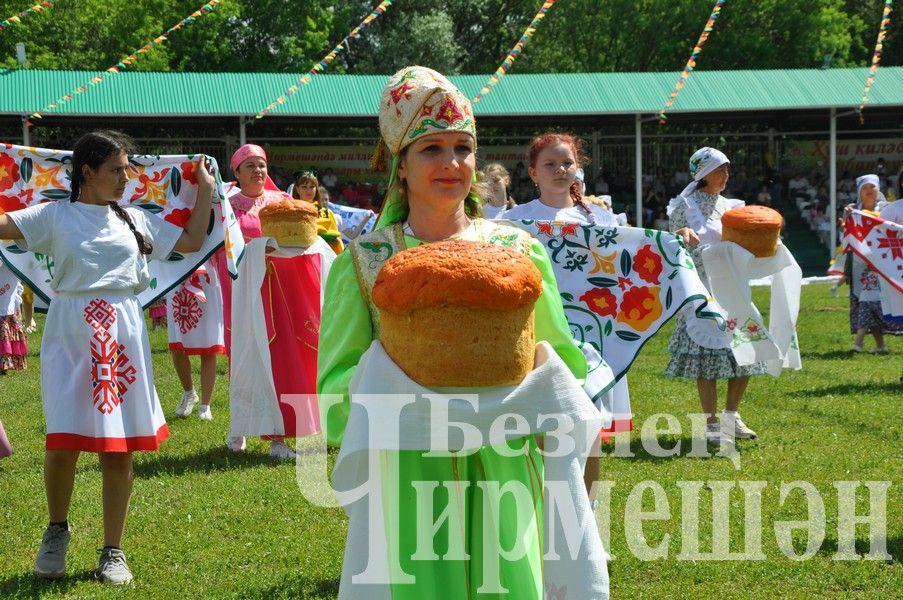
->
[317,67,602,599]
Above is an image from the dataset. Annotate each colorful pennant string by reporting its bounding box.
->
[28,1,220,122]
[658,0,726,124]
[255,0,394,120]
[473,0,557,103]
[859,0,893,123]
[0,0,55,32]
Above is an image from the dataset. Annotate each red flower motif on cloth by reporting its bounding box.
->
[617,276,633,291]
[172,288,203,334]
[165,207,192,228]
[420,102,435,117]
[560,222,579,237]
[747,322,759,334]
[436,97,465,125]
[634,244,663,284]
[84,299,137,415]
[0,154,19,193]
[726,318,738,331]
[0,194,26,213]
[536,222,554,236]
[580,287,618,318]
[616,285,663,332]
[860,270,880,291]
[180,161,198,185]
[877,229,903,260]
[844,214,880,242]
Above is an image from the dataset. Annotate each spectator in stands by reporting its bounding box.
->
[321,167,338,194]
[756,184,772,206]
[788,173,810,204]
[876,157,887,177]
[595,172,610,195]
[810,160,827,187]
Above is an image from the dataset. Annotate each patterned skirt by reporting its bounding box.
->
[665,316,768,380]
[849,294,903,334]
[0,314,27,371]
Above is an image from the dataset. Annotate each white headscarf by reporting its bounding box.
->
[668,147,730,216]
[855,173,886,210]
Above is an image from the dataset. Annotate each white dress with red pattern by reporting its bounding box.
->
[165,259,225,355]
[9,201,182,452]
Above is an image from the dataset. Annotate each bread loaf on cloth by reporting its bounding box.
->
[721,205,783,258]
[372,240,543,387]
[259,200,318,247]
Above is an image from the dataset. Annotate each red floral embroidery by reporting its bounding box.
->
[617,276,633,291]
[0,194,26,213]
[180,161,198,185]
[172,288,203,334]
[165,207,192,228]
[634,244,663,284]
[0,154,19,193]
[536,222,554,236]
[435,97,465,124]
[616,286,663,332]
[84,299,136,415]
[560,223,579,237]
[580,287,618,318]
[877,229,903,260]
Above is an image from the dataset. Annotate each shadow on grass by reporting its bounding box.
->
[816,535,902,564]
[601,436,743,462]
[133,446,284,478]
[800,349,862,360]
[0,569,96,597]
[248,573,340,598]
[787,382,903,397]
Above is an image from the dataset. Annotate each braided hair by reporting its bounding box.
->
[70,131,153,255]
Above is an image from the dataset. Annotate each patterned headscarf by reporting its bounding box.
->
[668,147,732,218]
[374,66,477,228]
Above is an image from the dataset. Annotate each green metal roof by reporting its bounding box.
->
[4,67,903,118]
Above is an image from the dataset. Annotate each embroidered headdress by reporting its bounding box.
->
[372,66,477,228]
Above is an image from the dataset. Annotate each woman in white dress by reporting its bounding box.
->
[167,258,225,420]
[0,131,214,584]
[502,132,628,502]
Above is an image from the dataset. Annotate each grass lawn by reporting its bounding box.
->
[0,283,900,599]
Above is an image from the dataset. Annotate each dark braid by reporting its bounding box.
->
[108,201,153,255]
[69,130,153,255]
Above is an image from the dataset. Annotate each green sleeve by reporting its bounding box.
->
[527,238,588,382]
[316,250,374,447]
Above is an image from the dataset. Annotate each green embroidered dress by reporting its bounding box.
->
[317,219,587,598]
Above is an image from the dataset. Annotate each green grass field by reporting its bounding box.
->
[0,284,900,599]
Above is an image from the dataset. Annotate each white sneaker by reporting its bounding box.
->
[175,390,198,418]
[25,319,37,334]
[704,423,721,443]
[198,405,213,421]
[227,436,246,452]
[35,524,71,579]
[722,413,757,440]
[269,442,298,460]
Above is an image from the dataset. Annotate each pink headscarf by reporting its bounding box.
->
[230,144,267,173]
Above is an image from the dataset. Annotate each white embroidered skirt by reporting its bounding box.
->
[166,262,225,355]
[41,292,168,452]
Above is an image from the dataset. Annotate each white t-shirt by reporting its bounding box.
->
[501,198,619,226]
[482,203,507,219]
[880,200,903,224]
[10,201,182,295]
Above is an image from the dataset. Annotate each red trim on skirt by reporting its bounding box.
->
[46,424,170,452]
[167,342,226,356]
[600,418,634,442]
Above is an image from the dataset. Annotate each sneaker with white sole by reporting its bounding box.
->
[35,524,71,579]
[175,390,199,417]
[269,442,298,460]
[722,413,757,440]
[227,435,246,452]
[97,547,133,585]
[704,423,721,443]
[198,405,213,421]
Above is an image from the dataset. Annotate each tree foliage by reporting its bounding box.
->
[0,0,899,74]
